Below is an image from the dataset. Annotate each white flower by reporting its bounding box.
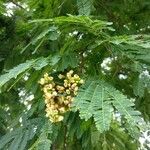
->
[118,74,128,80]
[33,126,37,133]
[19,117,22,123]
[27,104,32,110]
[24,75,29,81]
[73,31,78,35]
[28,95,34,101]
[19,90,26,97]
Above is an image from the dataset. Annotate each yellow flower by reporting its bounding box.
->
[39,78,45,85]
[79,79,84,84]
[58,74,65,79]
[39,70,84,123]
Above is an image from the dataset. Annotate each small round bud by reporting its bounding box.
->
[66,89,70,94]
[49,76,53,81]
[39,78,45,85]
[79,79,84,84]
[66,96,72,100]
[59,107,66,113]
[71,83,77,88]
[64,100,69,105]
[74,86,78,92]
[44,73,49,78]
[67,72,72,78]
[74,74,79,79]
[74,91,77,95]
[64,82,68,87]
[68,104,71,107]
[47,84,53,89]
[57,116,64,122]
[45,99,49,104]
[70,78,75,83]
[68,83,71,87]
[69,70,74,74]
[58,74,65,79]
[52,91,57,96]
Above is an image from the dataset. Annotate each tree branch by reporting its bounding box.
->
[10,0,25,10]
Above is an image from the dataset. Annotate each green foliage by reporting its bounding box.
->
[29,120,52,150]
[0,0,150,149]
[0,57,47,90]
[77,0,94,15]
[73,79,141,137]
[0,117,43,150]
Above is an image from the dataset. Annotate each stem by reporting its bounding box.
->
[63,124,67,150]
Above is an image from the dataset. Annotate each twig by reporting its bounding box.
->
[10,0,25,10]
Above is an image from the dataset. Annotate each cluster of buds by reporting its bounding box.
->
[39,70,84,123]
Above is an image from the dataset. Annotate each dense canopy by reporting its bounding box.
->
[0,0,150,150]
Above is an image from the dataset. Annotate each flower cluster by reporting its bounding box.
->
[39,70,84,123]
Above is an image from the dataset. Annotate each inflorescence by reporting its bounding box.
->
[39,70,84,123]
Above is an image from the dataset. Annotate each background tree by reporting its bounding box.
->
[0,0,150,150]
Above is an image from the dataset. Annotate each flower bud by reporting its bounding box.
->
[57,116,64,122]
[52,91,57,96]
[64,82,68,87]
[45,93,52,99]
[71,83,77,89]
[39,70,84,123]
[66,89,70,94]
[59,107,66,113]
[64,100,69,105]
[74,74,79,79]
[69,70,74,74]
[74,86,78,92]
[49,76,53,81]
[58,74,65,79]
[66,96,72,100]
[48,84,53,89]
[66,73,71,78]
[79,79,84,84]
[74,91,77,95]
[44,73,49,78]
[39,78,45,85]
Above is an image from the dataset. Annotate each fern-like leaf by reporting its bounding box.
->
[29,121,52,150]
[73,79,141,136]
[110,35,150,63]
[0,59,35,88]
[0,56,59,90]
[77,0,93,15]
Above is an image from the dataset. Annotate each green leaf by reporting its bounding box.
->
[0,60,35,88]
[73,79,141,135]
[0,128,23,149]
[18,130,29,150]
[32,26,58,44]
[57,52,79,71]
[21,26,58,53]
[8,133,23,150]
[133,78,145,98]
[33,57,49,70]
[110,35,150,49]
[0,56,54,89]
[30,15,113,35]
[29,121,52,150]
[37,139,51,150]
[77,0,93,15]
[110,35,150,63]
